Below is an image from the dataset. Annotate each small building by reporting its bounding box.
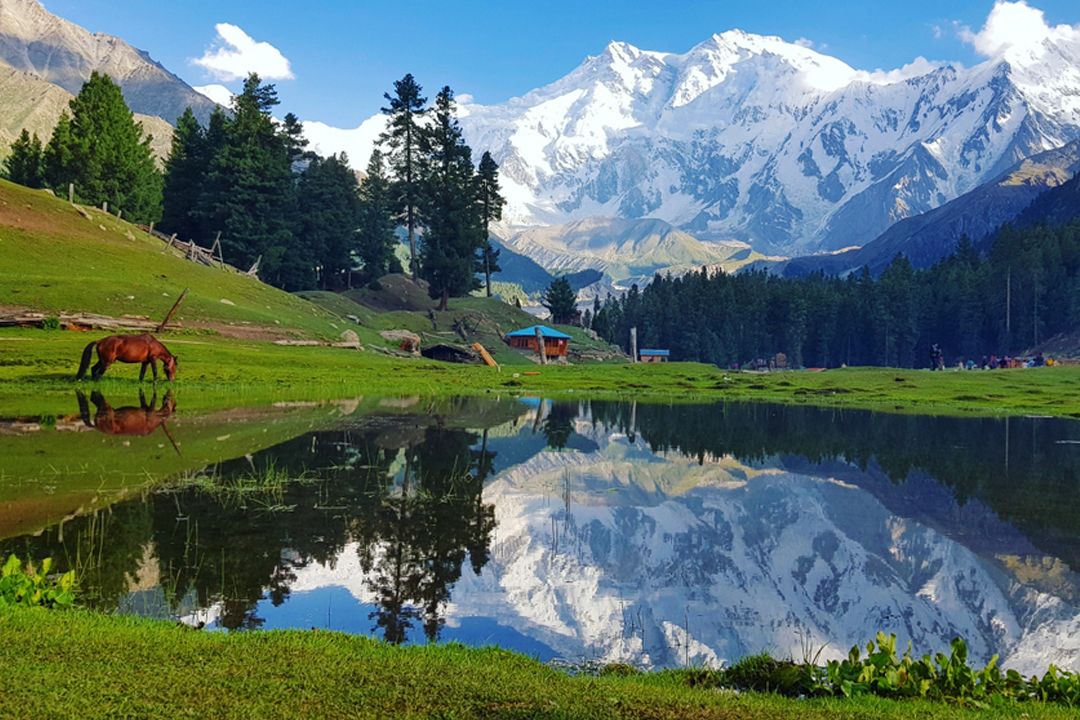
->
[639,349,670,363]
[505,325,571,357]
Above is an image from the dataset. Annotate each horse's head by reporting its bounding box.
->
[164,353,178,381]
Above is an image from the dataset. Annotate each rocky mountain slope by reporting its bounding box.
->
[761,138,1080,277]
[503,216,765,284]
[0,0,217,126]
[0,55,173,161]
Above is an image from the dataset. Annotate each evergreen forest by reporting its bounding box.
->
[589,224,1080,368]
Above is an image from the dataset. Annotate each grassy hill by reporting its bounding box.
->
[0,178,621,370]
[0,179,364,341]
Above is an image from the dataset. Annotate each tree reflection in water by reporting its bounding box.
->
[355,424,497,643]
[1,403,504,642]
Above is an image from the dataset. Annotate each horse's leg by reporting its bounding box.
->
[76,391,93,427]
[90,391,107,413]
[140,361,148,382]
[139,389,149,410]
[148,359,158,383]
[91,358,108,381]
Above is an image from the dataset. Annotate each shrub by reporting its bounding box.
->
[0,555,76,609]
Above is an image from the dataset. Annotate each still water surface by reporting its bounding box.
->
[3,393,1080,673]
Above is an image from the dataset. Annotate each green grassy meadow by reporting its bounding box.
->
[2,608,1076,720]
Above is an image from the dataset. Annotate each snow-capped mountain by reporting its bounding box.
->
[459,28,1080,255]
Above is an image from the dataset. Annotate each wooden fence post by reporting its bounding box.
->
[157,288,190,333]
[630,327,638,363]
[68,183,74,204]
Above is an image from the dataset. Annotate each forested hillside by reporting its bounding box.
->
[591,219,1080,368]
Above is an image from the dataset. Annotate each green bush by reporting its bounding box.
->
[719,632,1080,709]
[0,555,76,609]
[40,316,60,331]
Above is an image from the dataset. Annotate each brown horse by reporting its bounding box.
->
[76,389,181,456]
[76,334,177,382]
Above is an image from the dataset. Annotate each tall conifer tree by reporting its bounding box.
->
[420,86,485,309]
[43,72,162,223]
[357,149,401,284]
[476,151,505,297]
[379,74,427,282]
[161,107,209,241]
[297,152,362,289]
[3,130,44,188]
[196,74,305,289]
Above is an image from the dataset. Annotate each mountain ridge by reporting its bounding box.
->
[758,138,1080,277]
[0,0,218,125]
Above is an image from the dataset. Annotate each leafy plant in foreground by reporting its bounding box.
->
[713,632,1080,709]
[0,555,76,609]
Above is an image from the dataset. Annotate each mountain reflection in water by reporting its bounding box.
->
[3,398,1080,674]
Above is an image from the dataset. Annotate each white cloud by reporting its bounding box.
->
[193,84,234,106]
[959,1,1080,58]
[794,37,814,49]
[858,56,942,84]
[192,23,294,81]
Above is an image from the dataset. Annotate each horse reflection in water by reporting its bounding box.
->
[76,390,182,456]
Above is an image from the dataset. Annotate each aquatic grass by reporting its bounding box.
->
[171,461,316,511]
[2,608,1076,720]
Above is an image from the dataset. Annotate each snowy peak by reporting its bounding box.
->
[457,18,1080,257]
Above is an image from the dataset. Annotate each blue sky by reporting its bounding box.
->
[42,0,1080,128]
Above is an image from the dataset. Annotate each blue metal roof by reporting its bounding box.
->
[506,325,573,339]
[640,349,670,356]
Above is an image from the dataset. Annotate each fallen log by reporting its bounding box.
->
[0,313,159,331]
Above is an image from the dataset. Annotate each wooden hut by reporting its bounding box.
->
[639,349,670,363]
[505,325,571,357]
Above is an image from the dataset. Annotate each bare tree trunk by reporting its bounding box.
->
[535,326,547,365]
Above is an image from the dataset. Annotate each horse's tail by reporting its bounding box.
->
[76,341,97,380]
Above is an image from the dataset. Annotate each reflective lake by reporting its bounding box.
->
[3,392,1080,674]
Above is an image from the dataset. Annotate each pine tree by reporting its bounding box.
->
[543,277,577,323]
[280,112,311,165]
[476,151,505,297]
[297,153,362,289]
[380,74,427,282]
[43,71,162,223]
[196,74,304,289]
[420,86,485,309]
[42,113,76,192]
[3,129,44,188]
[357,149,401,285]
[161,107,209,241]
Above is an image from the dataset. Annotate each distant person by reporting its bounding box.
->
[1035,352,1045,367]
[981,356,988,370]
[930,343,942,371]
[990,355,998,369]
